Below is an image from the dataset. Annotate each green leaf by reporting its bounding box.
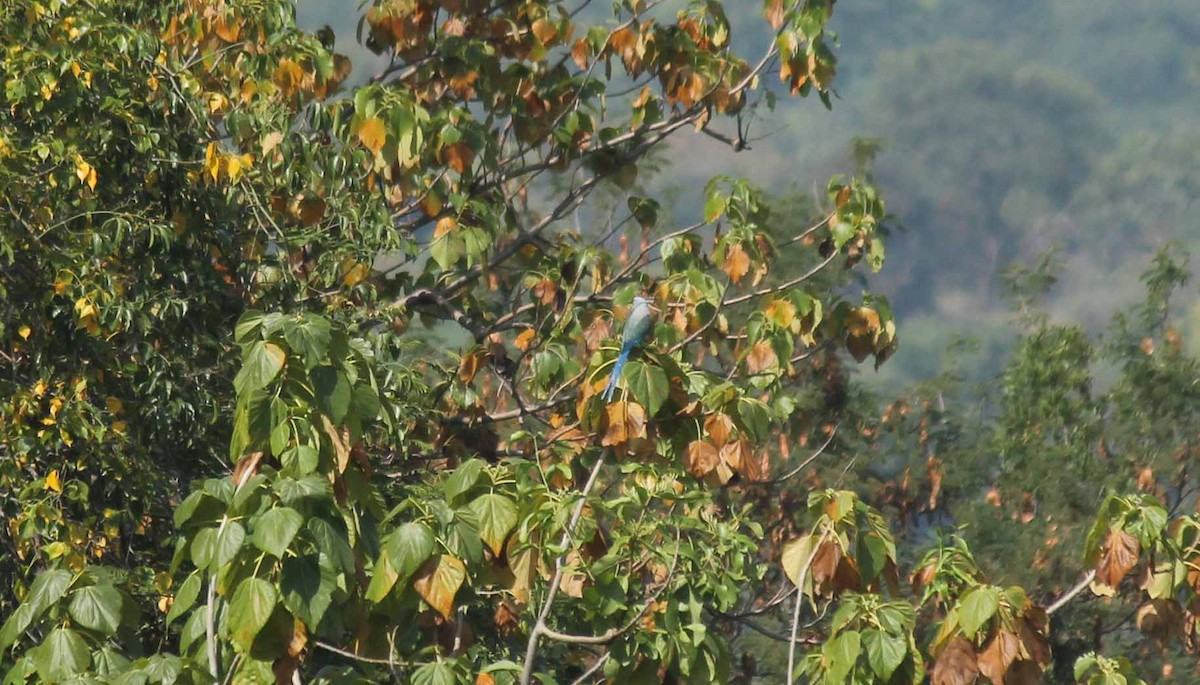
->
[234,310,266,344]
[92,647,131,677]
[31,628,91,681]
[388,522,436,578]
[1074,654,1099,682]
[311,366,351,422]
[623,360,669,416]
[736,397,772,441]
[468,493,519,555]
[958,586,1000,639]
[215,521,247,569]
[166,573,201,626]
[280,555,334,629]
[284,314,332,368]
[443,459,484,503]
[411,661,458,685]
[191,528,217,570]
[280,445,319,476]
[227,578,278,652]
[275,476,331,506]
[234,341,287,394]
[67,584,123,635]
[26,569,74,616]
[252,507,305,558]
[855,533,889,584]
[823,630,861,684]
[704,192,727,223]
[306,518,356,574]
[863,629,907,681]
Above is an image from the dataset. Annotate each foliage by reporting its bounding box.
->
[3,0,1200,684]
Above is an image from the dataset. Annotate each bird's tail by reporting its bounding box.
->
[602,347,631,401]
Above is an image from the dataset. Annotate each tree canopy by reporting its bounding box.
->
[2,1,1199,685]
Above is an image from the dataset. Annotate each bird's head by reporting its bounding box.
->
[632,296,659,313]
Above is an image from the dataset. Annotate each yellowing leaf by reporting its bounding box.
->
[846,307,881,338]
[18,325,31,340]
[105,397,123,414]
[112,421,127,434]
[33,380,48,397]
[45,469,63,493]
[340,258,368,287]
[412,554,467,620]
[226,154,253,183]
[357,117,387,154]
[765,298,797,329]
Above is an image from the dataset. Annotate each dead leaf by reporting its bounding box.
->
[684,440,720,478]
[978,630,1019,685]
[1095,529,1140,588]
[810,539,841,593]
[321,416,352,474]
[442,142,474,174]
[1136,599,1183,647]
[458,350,483,383]
[932,637,978,685]
[601,401,647,448]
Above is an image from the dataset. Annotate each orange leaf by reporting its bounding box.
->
[357,117,387,154]
[721,243,750,283]
[413,554,467,620]
[745,340,778,373]
[684,440,719,478]
[704,413,734,447]
[532,278,557,306]
[442,142,474,174]
[601,401,646,447]
[514,328,536,352]
[272,59,305,97]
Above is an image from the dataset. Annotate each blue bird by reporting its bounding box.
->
[602,296,656,402]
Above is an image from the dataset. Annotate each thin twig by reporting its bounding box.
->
[1046,570,1097,616]
[753,425,838,486]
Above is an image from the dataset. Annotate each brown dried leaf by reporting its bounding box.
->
[532,278,558,306]
[932,637,978,685]
[704,413,735,447]
[1136,599,1184,647]
[685,440,720,478]
[978,630,1019,685]
[810,539,841,593]
[231,451,263,488]
[1095,529,1140,588]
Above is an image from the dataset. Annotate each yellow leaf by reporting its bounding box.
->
[206,92,228,113]
[75,156,96,189]
[204,143,221,183]
[105,397,124,414]
[112,420,127,435]
[357,117,387,154]
[514,328,536,352]
[17,325,30,340]
[74,297,96,319]
[49,397,63,417]
[53,278,70,294]
[340,259,368,287]
[146,75,158,92]
[33,380,48,397]
[45,469,63,493]
[413,555,467,620]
